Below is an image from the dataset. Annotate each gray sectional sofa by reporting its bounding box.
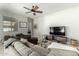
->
[4,38,79,56]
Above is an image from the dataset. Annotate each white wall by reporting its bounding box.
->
[34,6,79,40]
[0,15,3,42]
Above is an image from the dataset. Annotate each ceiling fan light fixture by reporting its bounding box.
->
[33,13,36,15]
[24,5,43,15]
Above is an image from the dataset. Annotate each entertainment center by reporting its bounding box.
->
[49,26,67,44]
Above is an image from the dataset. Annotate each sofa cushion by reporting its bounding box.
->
[29,51,41,56]
[14,41,32,56]
[4,46,20,56]
[30,45,49,56]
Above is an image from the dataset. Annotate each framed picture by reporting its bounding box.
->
[19,22,27,28]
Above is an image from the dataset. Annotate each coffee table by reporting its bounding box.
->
[38,40,52,48]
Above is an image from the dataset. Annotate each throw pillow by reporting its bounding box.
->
[20,38,28,43]
[4,38,16,48]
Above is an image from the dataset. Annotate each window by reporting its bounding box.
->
[3,20,16,32]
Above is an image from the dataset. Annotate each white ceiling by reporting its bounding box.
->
[0,3,79,19]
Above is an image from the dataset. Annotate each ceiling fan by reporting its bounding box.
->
[24,5,43,15]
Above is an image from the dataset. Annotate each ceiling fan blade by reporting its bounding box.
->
[24,7,31,10]
[25,11,31,14]
[35,11,43,13]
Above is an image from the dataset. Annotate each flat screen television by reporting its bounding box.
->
[49,26,66,36]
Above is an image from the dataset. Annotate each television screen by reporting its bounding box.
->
[49,26,65,36]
